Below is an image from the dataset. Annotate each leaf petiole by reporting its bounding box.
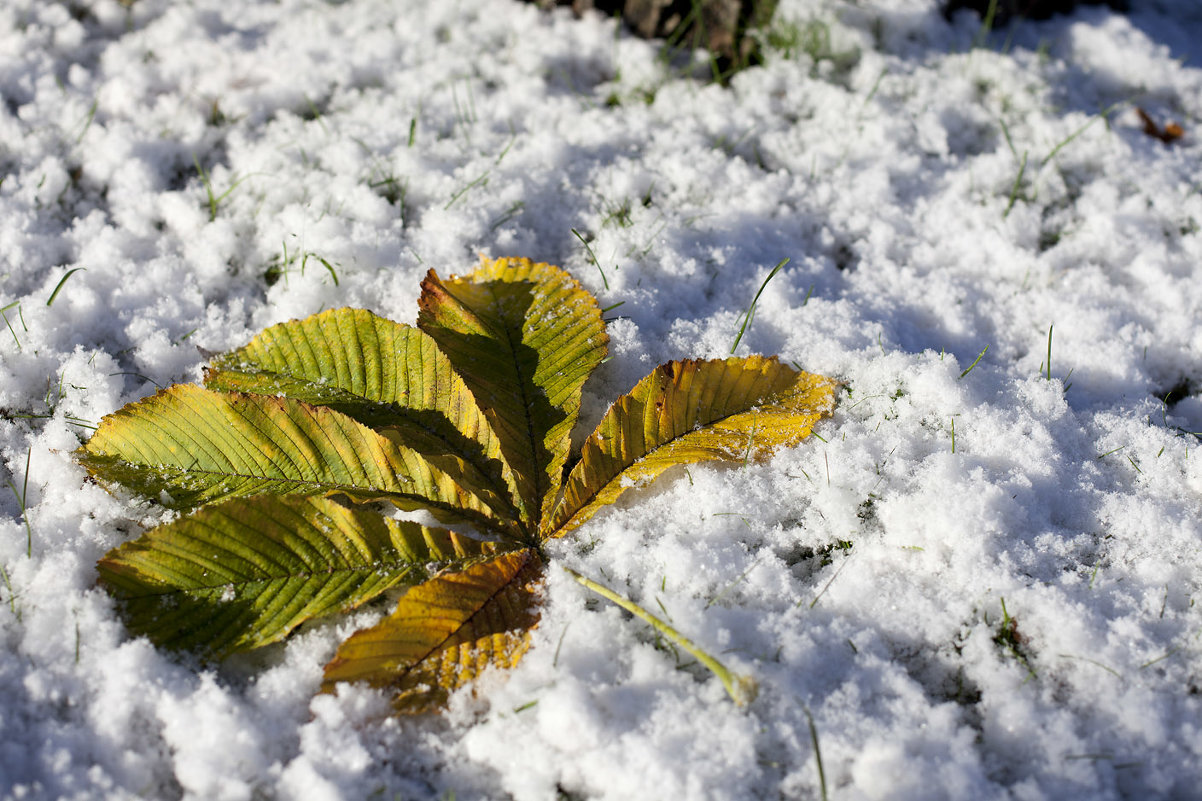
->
[563,566,757,706]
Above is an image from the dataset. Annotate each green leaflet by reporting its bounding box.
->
[78,384,508,536]
[205,308,523,526]
[99,495,496,658]
[418,258,608,528]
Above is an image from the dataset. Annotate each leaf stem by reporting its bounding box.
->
[563,566,757,706]
[193,154,253,221]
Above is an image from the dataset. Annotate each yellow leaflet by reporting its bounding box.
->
[547,356,837,536]
[322,548,542,713]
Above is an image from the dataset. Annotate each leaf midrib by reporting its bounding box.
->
[111,561,422,598]
[98,459,519,538]
[482,281,547,522]
[395,549,535,685]
[549,384,781,534]
[106,459,412,493]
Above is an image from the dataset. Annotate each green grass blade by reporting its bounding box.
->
[46,268,86,307]
[571,228,609,290]
[959,344,989,378]
[805,707,829,801]
[731,258,788,354]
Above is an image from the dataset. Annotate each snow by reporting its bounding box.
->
[2,0,1201,798]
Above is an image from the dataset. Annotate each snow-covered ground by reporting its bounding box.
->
[2,0,1201,798]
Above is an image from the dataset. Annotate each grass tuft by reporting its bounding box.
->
[767,18,859,80]
[992,597,1037,680]
[264,240,341,288]
[999,100,1128,215]
[192,155,255,221]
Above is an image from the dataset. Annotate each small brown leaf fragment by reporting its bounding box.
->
[1137,107,1185,144]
